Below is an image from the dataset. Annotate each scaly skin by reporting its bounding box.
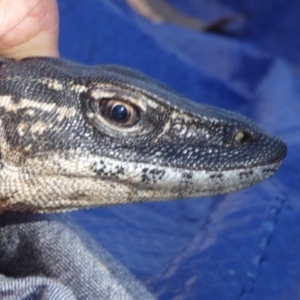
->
[0,57,287,212]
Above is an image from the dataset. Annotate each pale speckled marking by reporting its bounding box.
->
[24,144,32,152]
[0,96,56,113]
[0,164,136,212]
[86,112,95,119]
[30,121,52,135]
[90,89,113,100]
[166,111,207,139]
[56,106,77,121]
[0,148,281,212]
[0,95,76,122]
[169,111,194,123]
[39,78,64,91]
[69,83,88,94]
[17,122,29,137]
[0,119,9,147]
[24,109,36,117]
[91,86,152,111]
[155,120,171,140]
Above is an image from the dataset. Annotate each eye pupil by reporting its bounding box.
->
[98,98,139,127]
[111,104,129,122]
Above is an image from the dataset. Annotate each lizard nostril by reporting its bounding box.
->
[234,130,252,144]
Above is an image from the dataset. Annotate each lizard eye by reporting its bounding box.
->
[99,99,139,126]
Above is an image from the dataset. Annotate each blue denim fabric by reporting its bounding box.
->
[0,213,155,300]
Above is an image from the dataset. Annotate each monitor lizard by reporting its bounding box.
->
[0,56,287,212]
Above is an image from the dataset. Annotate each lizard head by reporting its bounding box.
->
[0,58,287,212]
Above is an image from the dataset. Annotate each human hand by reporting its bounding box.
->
[0,0,59,59]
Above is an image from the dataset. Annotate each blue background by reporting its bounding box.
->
[58,0,300,299]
